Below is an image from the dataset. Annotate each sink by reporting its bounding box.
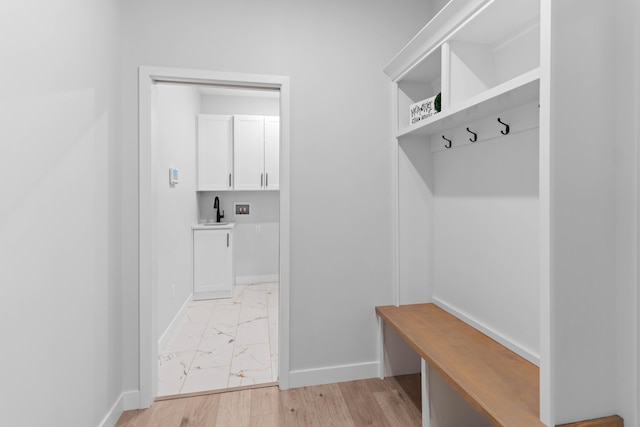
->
[202,222,228,226]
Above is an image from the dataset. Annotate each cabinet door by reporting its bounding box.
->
[197,115,233,191]
[233,115,265,190]
[264,116,280,190]
[193,230,233,300]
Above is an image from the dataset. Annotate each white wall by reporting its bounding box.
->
[120,0,436,391]
[432,130,540,362]
[398,137,434,305]
[0,1,123,426]
[155,84,200,342]
[397,118,540,427]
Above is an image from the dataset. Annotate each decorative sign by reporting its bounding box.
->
[409,95,438,125]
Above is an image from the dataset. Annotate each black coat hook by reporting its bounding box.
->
[497,118,510,135]
[466,127,477,142]
[442,135,452,149]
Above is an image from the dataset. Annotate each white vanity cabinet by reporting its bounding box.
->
[233,115,280,190]
[196,114,233,191]
[192,224,234,300]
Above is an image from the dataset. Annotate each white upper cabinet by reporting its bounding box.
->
[196,115,233,191]
[233,115,279,191]
[197,114,279,191]
[264,116,280,190]
[234,115,266,190]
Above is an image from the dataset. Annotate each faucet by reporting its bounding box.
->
[213,196,224,223]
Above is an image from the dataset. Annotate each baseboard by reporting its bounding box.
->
[432,296,540,366]
[98,392,123,427]
[98,391,138,427]
[289,361,379,388]
[235,274,279,285]
[158,293,192,354]
[194,289,232,300]
[123,390,141,410]
[97,390,140,427]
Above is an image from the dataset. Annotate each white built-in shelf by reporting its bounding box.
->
[397,67,539,139]
[389,0,540,134]
[384,0,489,81]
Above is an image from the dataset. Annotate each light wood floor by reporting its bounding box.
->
[116,374,421,427]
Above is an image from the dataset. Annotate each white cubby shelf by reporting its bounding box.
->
[391,0,540,137]
[385,0,545,424]
[397,67,539,139]
[384,0,628,424]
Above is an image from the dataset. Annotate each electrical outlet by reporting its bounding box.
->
[256,225,261,233]
[171,284,175,299]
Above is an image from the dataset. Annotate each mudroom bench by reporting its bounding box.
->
[375,303,623,427]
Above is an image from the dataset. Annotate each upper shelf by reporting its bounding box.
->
[385,0,540,84]
[449,0,540,45]
[384,0,489,82]
[396,67,539,138]
[388,0,540,134]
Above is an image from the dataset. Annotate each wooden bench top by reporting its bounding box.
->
[376,303,544,427]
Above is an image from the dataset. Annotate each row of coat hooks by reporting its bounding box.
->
[442,118,510,149]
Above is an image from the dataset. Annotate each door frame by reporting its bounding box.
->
[138,66,291,407]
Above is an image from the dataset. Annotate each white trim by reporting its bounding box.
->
[139,67,155,408]
[289,361,379,389]
[391,82,400,307]
[636,0,640,420]
[98,393,124,427]
[383,0,489,81]
[235,274,279,285]
[432,296,540,366]
[421,359,431,427]
[138,66,291,405]
[278,76,291,390]
[122,390,141,411]
[377,315,385,379]
[157,293,193,354]
[194,290,232,300]
[97,390,139,427]
[539,0,553,423]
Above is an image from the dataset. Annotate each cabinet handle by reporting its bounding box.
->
[261,173,263,187]
[265,173,268,188]
[228,173,231,187]
[227,233,229,247]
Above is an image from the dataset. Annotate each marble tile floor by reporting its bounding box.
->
[158,282,279,396]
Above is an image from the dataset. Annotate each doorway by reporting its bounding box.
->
[138,67,290,407]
